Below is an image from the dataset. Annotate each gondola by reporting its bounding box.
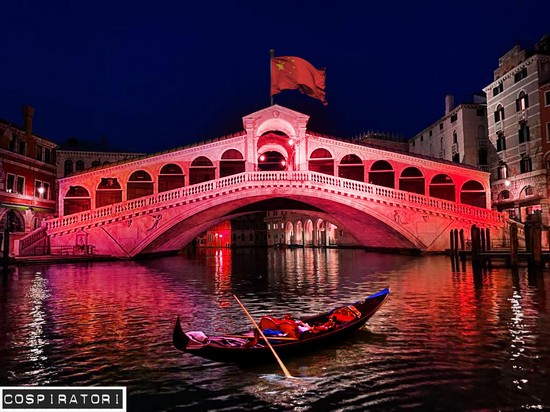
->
[173,288,390,363]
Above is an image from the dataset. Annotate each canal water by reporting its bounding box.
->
[1,248,549,411]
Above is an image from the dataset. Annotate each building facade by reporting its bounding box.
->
[408,95,489,170]
[0,106,57,249]
[483,35,550,223]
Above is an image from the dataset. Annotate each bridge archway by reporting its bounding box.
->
[127,170,153,200]
[63,186,91,215]
[189,156,215,184]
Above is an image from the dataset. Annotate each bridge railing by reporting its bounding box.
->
[45,171,503,234]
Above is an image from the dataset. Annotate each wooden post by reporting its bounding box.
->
[531,213,542,268]
[453,229,459,256]
[510,223,518,268]
[486,228,491,251]
[480,227,486,252]
[459,229,465,251]
[450,230,455,255]
[471,225,480,267]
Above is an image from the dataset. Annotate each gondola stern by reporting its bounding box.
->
[173,315,190,351]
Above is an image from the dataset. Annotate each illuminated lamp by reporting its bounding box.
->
[504,180,511,187]
[260,155,265,161]
[288,138,294,146]
[38,186,45,195]
[281,160,286,166]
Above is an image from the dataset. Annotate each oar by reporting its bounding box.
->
[232,294,293,378]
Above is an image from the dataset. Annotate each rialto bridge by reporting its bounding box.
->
[16,105,505,258]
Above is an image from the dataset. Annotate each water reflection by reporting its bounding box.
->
[1,250,549,411]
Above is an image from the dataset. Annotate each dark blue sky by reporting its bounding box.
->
[1,1,548,153]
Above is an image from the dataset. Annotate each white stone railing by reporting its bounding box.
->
[45,171,504,234]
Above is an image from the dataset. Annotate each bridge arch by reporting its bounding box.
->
[158,163,185,192]
[399,167,425,194]
[429,173,455,202]
[369,160,394,188]
[309,148,334,175]
[220,149,245,177]
[63,185,91,215]
[127,170,153,200]
[96,178,122,208]
[189,156,215,184]
[338,154,364,182]
[460,180,486,208]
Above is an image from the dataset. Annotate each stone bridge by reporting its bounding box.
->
[16,105,505,258]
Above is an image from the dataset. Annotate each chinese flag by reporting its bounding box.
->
[271,56,327,105]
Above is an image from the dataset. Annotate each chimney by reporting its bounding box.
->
[445,95,454,115]
[22,105,35,136]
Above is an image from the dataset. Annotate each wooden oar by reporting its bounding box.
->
[232,294,293,378]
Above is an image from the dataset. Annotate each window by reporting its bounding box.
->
[76,160,85,171]
[520,156,532,174]
[545,90,550,106]
[64,160,73,176]
[6,174,15,193]
[496,133,506,151]
[453,131,458,144]
[16,176,24,194]
[450,113,457,123]
[518,123,530,143]
[420,135,423,142]
[476,108,486,117]
[34,181,49,199]
[516,91,529,111]
[44,148,51,164]
[497,163,507,180]
[514,67,527,83]
[18,140,26,156]
[429,130,433,137]
[547,122,550,143]
[439,123,443,130]
[493,83,503,96]
[36,145,43,161]
[494,105,505,122]
[525,186,534,196]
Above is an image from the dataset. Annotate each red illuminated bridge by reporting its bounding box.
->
[17,105,505,258]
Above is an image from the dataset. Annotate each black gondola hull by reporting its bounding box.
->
[173,288,389,363]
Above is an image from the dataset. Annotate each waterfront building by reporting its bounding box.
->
[264,210,359,248]
[56,137,145,178]
[483,35,550,223]
[0,106,57,245]
[408,94,489,170]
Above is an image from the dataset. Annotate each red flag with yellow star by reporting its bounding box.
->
[271,56,327,105]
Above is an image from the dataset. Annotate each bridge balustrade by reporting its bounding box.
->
[45,171,503,234]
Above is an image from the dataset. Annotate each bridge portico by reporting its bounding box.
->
[16,105,504,258]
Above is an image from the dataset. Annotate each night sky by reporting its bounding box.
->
[1,1,548,154]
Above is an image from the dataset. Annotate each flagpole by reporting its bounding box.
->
[270,49,275,106]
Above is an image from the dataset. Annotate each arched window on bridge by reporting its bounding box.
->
[127,170,154,200]
[63,186,91,215]
[96,178,122,208]
[309,148,334,175]
[399,167,425,195]
[460,180,486,208]
[369,160,394,188]
[258,151,286,171]
[158,163,185,193]
[429,174,455,202]
[316,219,326,246]
[220,149,245,177]
[338,154,364,182]
[189,156,215,185]
[76,160,85,172]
